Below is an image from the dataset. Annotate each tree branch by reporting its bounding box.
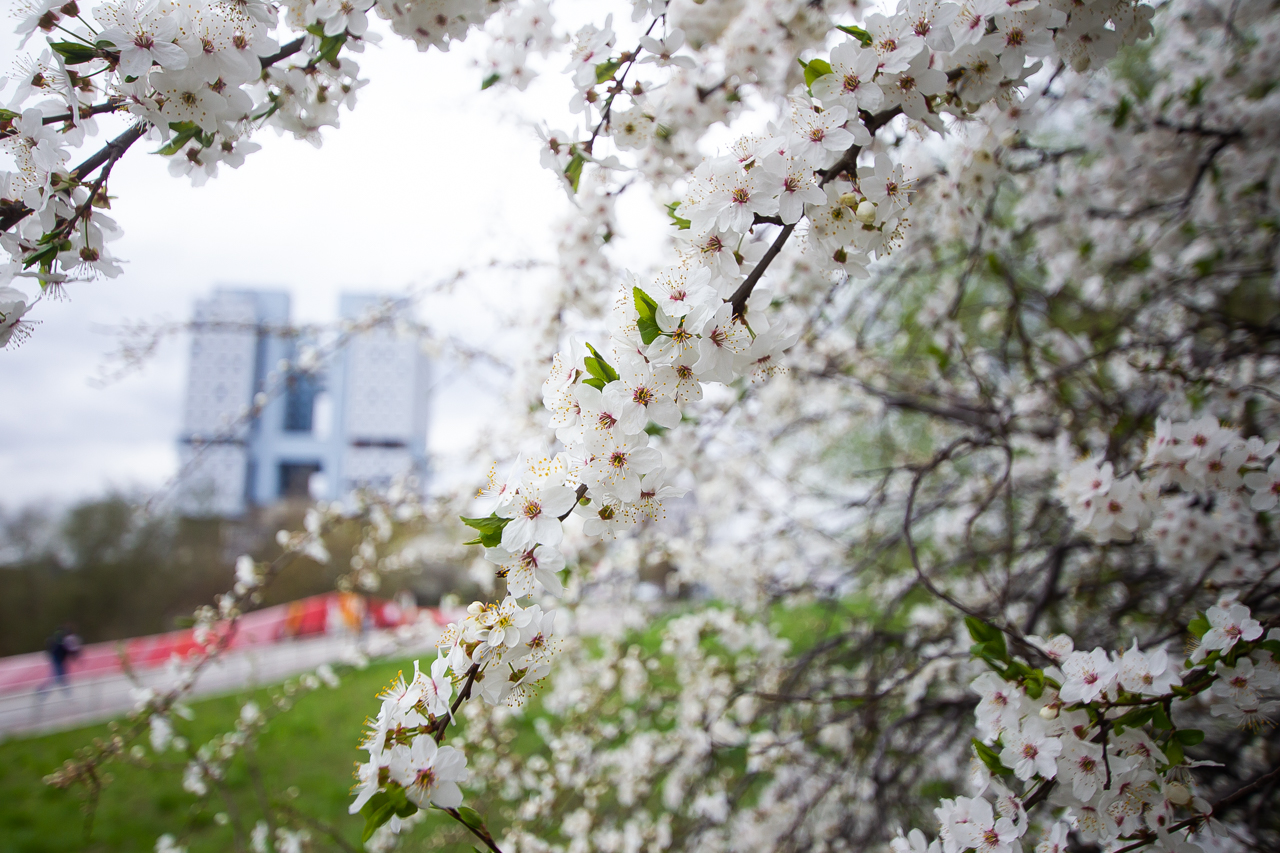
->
[442,807,505,853]
[725,105,903,319]
[2,36,308,234]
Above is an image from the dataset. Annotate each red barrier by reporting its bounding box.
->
[0,593,425,695]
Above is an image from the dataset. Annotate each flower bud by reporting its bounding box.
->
[856,201,877,224]
[1165,782,1191,805]
[838,192,859,208]
[1038,704,1059,720]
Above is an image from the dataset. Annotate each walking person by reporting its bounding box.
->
[37,624,82,699]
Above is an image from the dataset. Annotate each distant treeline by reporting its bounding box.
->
[0,494,470,658]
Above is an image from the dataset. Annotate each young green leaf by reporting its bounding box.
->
[971,739,1009,775]
[50,41,103,65]
[595,59,622,83]
[1111,706,1154,734]
[460,514,511,548]
[665,201,691,230]
[319,33,346,64]
[803,58,833,90]
[633,286,662,345]
[965,616,1002,645]
[583,342,619,385]
[835,25,874,46]
[564,151,586,193]
[360,792,396,843]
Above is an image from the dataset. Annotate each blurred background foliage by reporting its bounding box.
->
[0,494,479,657]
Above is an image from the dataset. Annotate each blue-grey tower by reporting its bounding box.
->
[175,288,429,516]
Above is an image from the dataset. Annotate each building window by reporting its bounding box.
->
[278,462,321,498]
[283,372,321,432]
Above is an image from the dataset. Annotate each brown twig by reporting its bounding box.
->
[430,663,480,744]
[442,806,505,853]
[559,483,590,520]
[725,105,903,320]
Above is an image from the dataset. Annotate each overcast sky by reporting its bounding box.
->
[0,4,667,510]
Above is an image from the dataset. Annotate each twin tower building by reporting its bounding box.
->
[176,288,430,516]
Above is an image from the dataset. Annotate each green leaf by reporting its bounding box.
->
[964,617,1002,646]
[582,377,607,391]
[460,514,511,548]
[595,59,622,84]
[633,287,662,345]
[318,33,347,64]
[360,792,395,843]
[481,73,501,90]
[835,25,874,46]
[665,201,691,230]
[1111,706,1154,734]
[583,342,619,385]
[1174,728,1204,746]
[564,151,586,193]
[1164,738,1184,766]
[584,358,615,384]
[1112,95,1132,129]
[803,58,833,90]
[971,739,1009,775]
[1004,660,1031,678]
[1187,614,1210,639]
[155,122,204,157]
[1257,639,1280,658]
[455,807,486,831]
[50,41,102,65]
[966,617,1010,669]
[924,341,951,371]
[1151,704,1173,730]
[22,243,61,270]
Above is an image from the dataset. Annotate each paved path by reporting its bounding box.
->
[0,632,427,738]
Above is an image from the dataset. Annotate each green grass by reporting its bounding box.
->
[0,657,475,853]
[0,601,884,853]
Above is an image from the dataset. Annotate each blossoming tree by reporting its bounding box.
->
[5,0,1280,851]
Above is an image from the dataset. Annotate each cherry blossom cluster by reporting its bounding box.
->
[1058,418,1279,546]
[1,0,1162,347]
[894,603,1280,853]
[350,593,558,840]
[477,0,1164,599]
[480,0,560,91]
[349,656,467,813]
[0,0,505,338]
[374,0,504,52]
[533,0,1158,294]
[342,0,1168,841]
[31,0,1280,849]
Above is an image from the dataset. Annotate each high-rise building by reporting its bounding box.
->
[175,288,429,516]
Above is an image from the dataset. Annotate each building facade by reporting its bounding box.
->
[175,289,429,516]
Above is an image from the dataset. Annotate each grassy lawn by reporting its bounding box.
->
[0,601,870,853]
[0,656,479,853]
